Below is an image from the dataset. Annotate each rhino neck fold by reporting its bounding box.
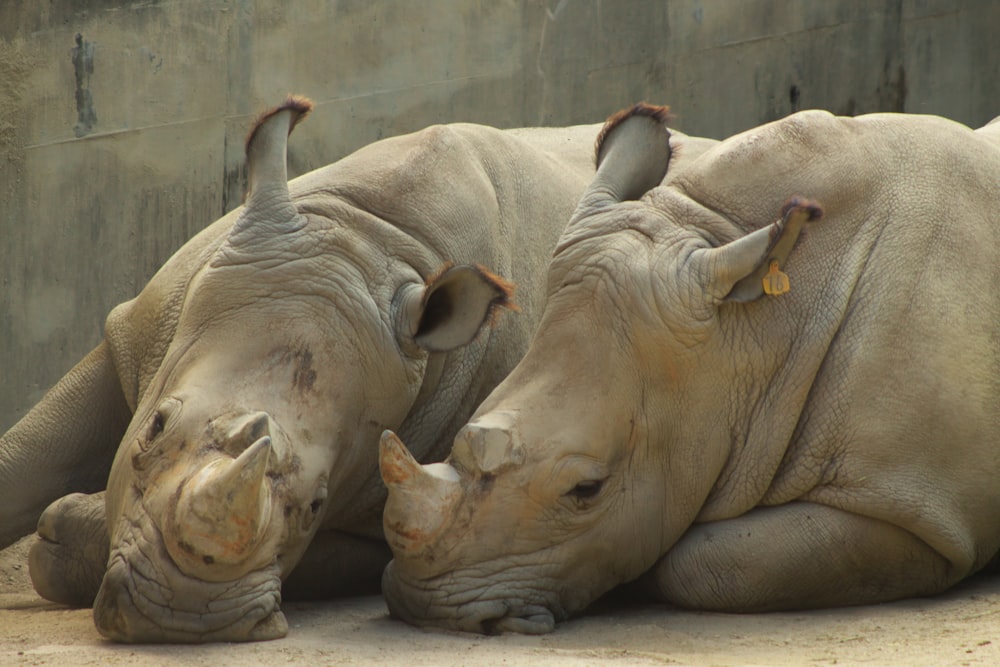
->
[395,337,491,466]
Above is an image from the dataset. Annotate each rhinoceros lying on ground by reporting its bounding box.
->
[0,96,632,642]
[379,104,1000,634]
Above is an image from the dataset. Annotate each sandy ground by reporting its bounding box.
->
[2,535,999,667]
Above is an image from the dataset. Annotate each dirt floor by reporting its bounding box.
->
[2,535,999,667]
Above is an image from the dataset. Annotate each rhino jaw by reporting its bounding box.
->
[94,582,288,644]
[381,559,559,635]
[93,519,287,643]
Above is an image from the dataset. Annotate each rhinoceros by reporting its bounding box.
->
[0,95,622,643]
[378,104,1000,634]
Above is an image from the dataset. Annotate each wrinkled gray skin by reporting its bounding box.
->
[380,107,1000,635]
[0,97,625,643]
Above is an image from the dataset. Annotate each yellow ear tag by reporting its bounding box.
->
[762,259,790,296]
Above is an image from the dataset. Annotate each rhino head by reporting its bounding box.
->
[92,98,515,642]
[379,104,822,634]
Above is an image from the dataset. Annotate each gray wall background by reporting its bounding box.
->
[2,0,999,431]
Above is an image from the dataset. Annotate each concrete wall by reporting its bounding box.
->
[2,0,999,431]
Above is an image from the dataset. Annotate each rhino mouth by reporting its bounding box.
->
[93,518,286,643]
[381,559,562,635]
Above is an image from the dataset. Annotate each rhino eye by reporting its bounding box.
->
[566,479,605,503]
[148,412,165,440]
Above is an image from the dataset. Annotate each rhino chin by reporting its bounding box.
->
[93,543,286,643]
[382,560,559,635]
[481,606,556,635]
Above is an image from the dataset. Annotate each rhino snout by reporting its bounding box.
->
[93,548,287,643]
[382,559,560,635]
[478,604,556,635]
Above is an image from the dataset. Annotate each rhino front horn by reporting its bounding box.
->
[379,431,462,560]
[167,437,274,581]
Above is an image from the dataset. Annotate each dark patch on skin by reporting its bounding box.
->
[202,555,214,565]
[477,473,496,494]
[177,540,195,555]
[290,349,317,394]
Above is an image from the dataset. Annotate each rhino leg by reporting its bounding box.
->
[0,341,130,549]
[650,501,956,611]
[281,530,391,600]
[29,492,109,606]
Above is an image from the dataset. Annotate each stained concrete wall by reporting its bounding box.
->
[2,0,999,431]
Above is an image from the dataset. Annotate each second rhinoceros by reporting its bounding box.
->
[0,96,618,642]
[379,104,1000,634]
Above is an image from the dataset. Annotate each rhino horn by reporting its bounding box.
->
[380,431,461,559]
[450,414,526,475]
[224,95,314,250]
[170,436,273,575]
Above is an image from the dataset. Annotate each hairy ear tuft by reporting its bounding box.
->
[244,95,315,156]
[595,103,672,168]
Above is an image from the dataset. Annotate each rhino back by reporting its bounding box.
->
[106,121,596,428]
[682,111,1000,571]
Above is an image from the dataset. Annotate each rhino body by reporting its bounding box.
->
[0,97,620,642]
[379,106,1000,634]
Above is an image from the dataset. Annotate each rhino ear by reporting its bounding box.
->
[219,95,313,257]
[694,198,824,304]
[571,103,672,218]
[395,264,518,353]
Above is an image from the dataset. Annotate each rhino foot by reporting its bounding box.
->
[29,492,109,606]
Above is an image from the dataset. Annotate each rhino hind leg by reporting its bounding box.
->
[29,492,109,607]
[649,501,958,612]
[281,530,391,600]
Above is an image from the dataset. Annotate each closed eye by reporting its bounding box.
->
[149,412,165,439]
[565,478,605,502]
